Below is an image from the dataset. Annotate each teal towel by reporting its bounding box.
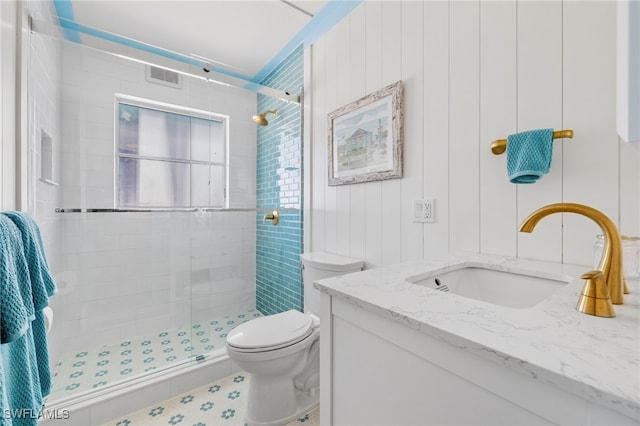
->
[1,328,43,426]
[0,216,33,344]
[2,212,57,399]
[506,129,554,184]
[2,212,57,307]
[0,216,42,425]
[0,365,8,426]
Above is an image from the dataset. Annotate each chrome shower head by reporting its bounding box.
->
[252,110,277,126]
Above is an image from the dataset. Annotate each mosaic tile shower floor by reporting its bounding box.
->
[104,372,319,426]
[47,309,262,402]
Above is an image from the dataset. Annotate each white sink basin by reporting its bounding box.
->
[406,264,570,309]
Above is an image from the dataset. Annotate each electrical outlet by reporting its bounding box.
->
[413,199,435,223]
[423,198,435,223]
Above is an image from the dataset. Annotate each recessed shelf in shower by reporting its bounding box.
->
[39,129,58,186]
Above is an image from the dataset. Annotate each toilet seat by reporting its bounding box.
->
[227,310,314,353]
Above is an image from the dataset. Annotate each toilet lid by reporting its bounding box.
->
[226,310,314,351]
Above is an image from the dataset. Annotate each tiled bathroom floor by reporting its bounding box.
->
[47,309,262,402]
[104,372,319,426]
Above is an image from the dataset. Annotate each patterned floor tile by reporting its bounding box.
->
[47,309,262,403]
[104,372,319,426]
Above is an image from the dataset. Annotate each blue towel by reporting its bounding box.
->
[2,212,57,399]
[0,216,42,425]
[506,129,554,184]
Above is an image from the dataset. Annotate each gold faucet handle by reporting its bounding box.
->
[576,270,615,318]
[263,210,279,226]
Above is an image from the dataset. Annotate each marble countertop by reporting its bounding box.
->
[314,253,640,420]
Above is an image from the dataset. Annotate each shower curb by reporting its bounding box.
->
[39,352,237,425]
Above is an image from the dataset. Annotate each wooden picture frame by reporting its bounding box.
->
[328,81,403,186]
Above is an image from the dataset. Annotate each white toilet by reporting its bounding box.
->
[226,251,364,426]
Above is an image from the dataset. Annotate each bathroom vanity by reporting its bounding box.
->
[315,253,640,425]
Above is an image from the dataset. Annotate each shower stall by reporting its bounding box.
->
[23,2,303,415]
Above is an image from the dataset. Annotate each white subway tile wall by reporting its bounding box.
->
[28,36,259,389]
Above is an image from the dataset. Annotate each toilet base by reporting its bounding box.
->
[245,385,318,426]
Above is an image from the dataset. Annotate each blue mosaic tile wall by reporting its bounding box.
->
[256,44,304,315]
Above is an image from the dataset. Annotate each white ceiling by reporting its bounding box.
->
[62,0,327,81]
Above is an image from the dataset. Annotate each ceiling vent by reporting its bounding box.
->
[145,65,182,89]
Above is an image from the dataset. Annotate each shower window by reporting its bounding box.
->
[116,95,227,208]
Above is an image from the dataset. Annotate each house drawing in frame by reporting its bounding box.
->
[328,81,403,185]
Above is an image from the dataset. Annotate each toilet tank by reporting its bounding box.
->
[300,252,364,315]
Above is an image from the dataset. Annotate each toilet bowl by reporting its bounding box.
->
[227,310,320,425]
[226,252,364,426]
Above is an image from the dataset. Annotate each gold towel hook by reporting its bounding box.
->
[491,129,574,155]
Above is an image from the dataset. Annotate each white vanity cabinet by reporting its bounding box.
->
[320,296,635,426]
[315,255,640,426]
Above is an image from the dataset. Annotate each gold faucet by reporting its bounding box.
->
[519,203,628,308]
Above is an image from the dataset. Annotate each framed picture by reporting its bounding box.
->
[328,80,404,186]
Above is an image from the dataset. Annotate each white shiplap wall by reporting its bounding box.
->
[308,0,640,269]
